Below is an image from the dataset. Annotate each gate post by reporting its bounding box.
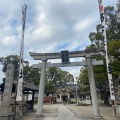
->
[36,58,47,116]
[86,55,101,118]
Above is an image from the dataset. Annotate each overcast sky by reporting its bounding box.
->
[0,0,117,83]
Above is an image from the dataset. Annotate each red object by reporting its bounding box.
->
[44,96,56,103]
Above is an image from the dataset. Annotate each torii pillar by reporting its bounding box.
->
[86,55,101,118]
[36,58,47,117]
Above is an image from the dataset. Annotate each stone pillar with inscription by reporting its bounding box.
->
[0,63,14,120]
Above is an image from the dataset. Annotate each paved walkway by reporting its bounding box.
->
[57,104,80,120]
[21,104,113,120]
[33,104,80,120]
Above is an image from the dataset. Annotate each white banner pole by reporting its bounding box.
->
[16,4,27,101]
[98,0,115,102]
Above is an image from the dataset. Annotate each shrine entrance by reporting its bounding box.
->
[29,50,103,118]
[62,95,68,102]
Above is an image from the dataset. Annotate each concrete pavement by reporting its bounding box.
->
[57,104,80,120]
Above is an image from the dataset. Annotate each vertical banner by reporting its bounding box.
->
[16,4,27,101]
[98,0,115,101]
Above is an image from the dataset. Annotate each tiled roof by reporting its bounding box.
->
[0,82,39,92]
[23,82,39,91]
[55,84,80,92]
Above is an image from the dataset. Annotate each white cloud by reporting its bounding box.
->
[0,0,117,83]
[2,36,16,45]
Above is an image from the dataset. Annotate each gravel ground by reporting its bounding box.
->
[20,104,115,120]
[21,104,58,120]
[65,104,114,120]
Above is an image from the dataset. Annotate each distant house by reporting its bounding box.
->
[79,87,104,105]
[55,84,80,103]
[79,92,92,105]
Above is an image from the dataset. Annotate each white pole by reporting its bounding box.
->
[98,0,115,102]
[16,4,27,101]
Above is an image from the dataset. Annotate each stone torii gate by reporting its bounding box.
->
[29,50,103,118]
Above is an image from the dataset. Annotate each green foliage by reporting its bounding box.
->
[78,67,89,92]
[45,81,55,96]
[108,40,120,61]
[111,61,120,80]
[85,44,97,52]
[0,55,40,85]
[0,55,19,79]
[46,67,74,85]
[82,2,120,104]
[89,3,120,47]
[88,2,120,80]
[108,40,120,80]
[59,71,74,84]
[23,66,40,85]
[45,67,74,96]
[89,32,96,43]
[105,5,120,41]
[46,67,62,85]
[0,55,74,96]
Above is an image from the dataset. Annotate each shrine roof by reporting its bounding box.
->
[23,82,39,91]
[55,84,79,92]
[0,81,39,92]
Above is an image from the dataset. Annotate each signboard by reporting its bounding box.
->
[61,50,70,64]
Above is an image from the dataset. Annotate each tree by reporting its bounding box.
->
[85,2,120,104]
[105,5,120,41]
[108,40,120,80]
[45,81,55,96]
[78,67,89,92]
[89,3,120,78]
[45,67,74,96]
[23,65,40,85]
[60,71,74,84]
[46,67,62,85]
[109,40,120,61]
[46,67,74,85]
[0,55,19,81]
[0,55,40,85]
[78,56,111,104]
[89,3,120,46]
